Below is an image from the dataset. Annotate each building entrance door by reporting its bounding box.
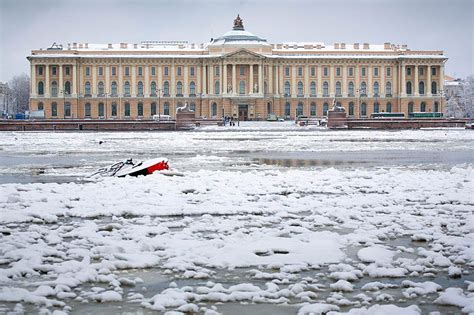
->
[238,105,248,121]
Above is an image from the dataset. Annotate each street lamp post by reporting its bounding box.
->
[105,92,108,119]
[198,92,202,118]
[155,88,163,120]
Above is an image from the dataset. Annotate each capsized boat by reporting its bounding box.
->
[91,158,169,177]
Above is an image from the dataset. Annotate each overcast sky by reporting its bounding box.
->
[0,0,473,82]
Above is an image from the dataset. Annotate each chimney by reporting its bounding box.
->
[363,43,370,49]
[341,43,346,49]
[73,42,77,49]
[354,43,359,49]
[85,43,89,49]
[134,43,138,49]
[67,43,71,50]
[401,44,408,49]
[334,43,340,49]
[384,42,391,50]
[79,43,83,49]
[316,44,322,49]
[108,43,112,49]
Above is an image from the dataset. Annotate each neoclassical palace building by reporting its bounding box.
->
[28,15,447,120]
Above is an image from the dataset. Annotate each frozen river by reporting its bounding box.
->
[0,122,473,314]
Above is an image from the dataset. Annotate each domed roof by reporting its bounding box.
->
[209,15,269,46]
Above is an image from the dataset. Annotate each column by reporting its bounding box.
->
[45,65,50,97]
[380,63,385,96]
[401,63,406,96]
[367,64,372,97]
[202,64,207,94]
[439,64,444,95]
[209,64,214,94]
[249,64,254,94]
[414,65,419,96]
[72,64,77,96]
[105,66,110,94]
[131,65,136,97]
[196,65,201,95]
[426,65,432,96]
[268,64,273,95]
[393,63,398,96]
[342,65,347,97]
[118,65,123,95]
[170,63,175,96]
[291,65,297,97]
[59,65,64,97]
[232,64,237,95]
[317,65,322,97]
[223,64,227,94]
[144,65,149,96]
[279,64,284,96]
[329,64,334,97]
[258,63,263,95]
[304,63,309,97]
[183,65,189,97]
[31,64,36,97]
[92,65,97,96]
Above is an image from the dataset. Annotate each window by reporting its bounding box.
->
[111,81,117,96]
[164,81,170,96]
[385,82,392,96]
[84,103,91,117]
[124,102,130,117]
[38,102,44,110]
[240,66,245,76]
[38,82,44,95]
[164,102,170,115]
[190,102,196,112]
[374,67,379,76]
[323,67,328,76]
[150,81,157,96]
[98,103,104,117]
[434,101,439,112]
[98,81,104,96]
[311,67,315,76]
[138,67,143,76]
[176,81,183,96]
[348,67,354,76]
[124,81,130,96]
[85,82,91,96]
[386,102,392,113]
[211,102,217,116]
[64,102,71,116]
[112,67,116,76]
[239,80,245,95]
[408,102,414,113]
[348,81,354,96]
[285,67,290,76]
[310,81,316,96]
[297,102,303,116]
[125,67,130,76]
[420,102,426,112]
[360,82,367,96]
[431,81,437,95]
[336,67,341,76]
[190,67,195,76]
[419,81,425,95]
[267,102,272,114]
[406,81,412,95]
[189,81,196,96]
[51,102,58,117]
[323,81,329,97]
[64,81,71,95]
[65,67,70,75]
[407,67,412,76]
[111,102,117,116]
[51,81,58,97]
[85,67,91,76]
[373,81,379,96]
[284,81,291,96]
[137,102,144,116]
[215,66,220,76]
[137,81,144,96]
[151,102,157,116]
[374,102,379,113]
[298,67,303,77]
[361,102,367,116]
[310,102,316,116]
[323,102,329,116]
[361,67,366,76]
[335,81,342,96]
[386,67,391,77]
[164,67,169,76]
[297,81,304,96]
[419,67,424,76]
[215,81,220,95]
[98,67,103,76]
[177,67,182,76]
[151,67,156,76]
[431,67,436,76]
[285,102,291,116]
[38,66,43,76]
[349,102,354,116]
[52,66,57,76]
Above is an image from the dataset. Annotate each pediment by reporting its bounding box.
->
[223,48,265,60]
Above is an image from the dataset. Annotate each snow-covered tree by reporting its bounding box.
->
[444,75,473,118]
[8,73,30,114]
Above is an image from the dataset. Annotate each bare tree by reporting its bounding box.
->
[9,73,30,113]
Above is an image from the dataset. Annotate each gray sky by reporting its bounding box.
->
[1,0,473,82]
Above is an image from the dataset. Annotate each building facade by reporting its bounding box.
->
[28,15,447,120]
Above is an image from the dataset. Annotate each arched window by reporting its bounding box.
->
[297,81,304,96]
[124,81,130,96]
[98,81,105,96]
[84,103,91,117]
[348,82,354,96]
[38,82,44,95]
[190,102,196,112]
[360,102,367,117]
[406,82,412,95]
[239,80,245,95]
[51,81,58,97]
[64,81,71,95]
[190,81,196,96]
[151,102,157,116]
[373,81,379,96]
[297,102,303,116]
[323,82,329,97]
[360,82,367,96]
[386,82,392,96]
[124,102,130,116]
[137,81,144,96]
[431,81,437,95]
[163,102,170,115]
[386,102,392,113]
[111,81,118,96]
[434,101,439,112]
[85,82,91,96]
[419,81,425,95]
[310,81,316,96]
[51,102,58,117]
[111,102,117,116]
[285,102,291,117]
[335,81,342,96]
[284,81,291,96]
[267,102,272,114]
[176,81,183,96]
[98,102,104,117]
[323,102,329,116]
[137,102,144,116]
[348,102,355,116]
[374,102,379,113]
[420,101,426,112]
[211,102,217,117]
[310,102,316,116]
[150,81,157,96]
[215,81,220,95]
[408,102,414,113]
[37,102,44,110]
[264,82,268,94]
[163,81,170,96]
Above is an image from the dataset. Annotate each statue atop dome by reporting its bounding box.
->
[233,14,244,30]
